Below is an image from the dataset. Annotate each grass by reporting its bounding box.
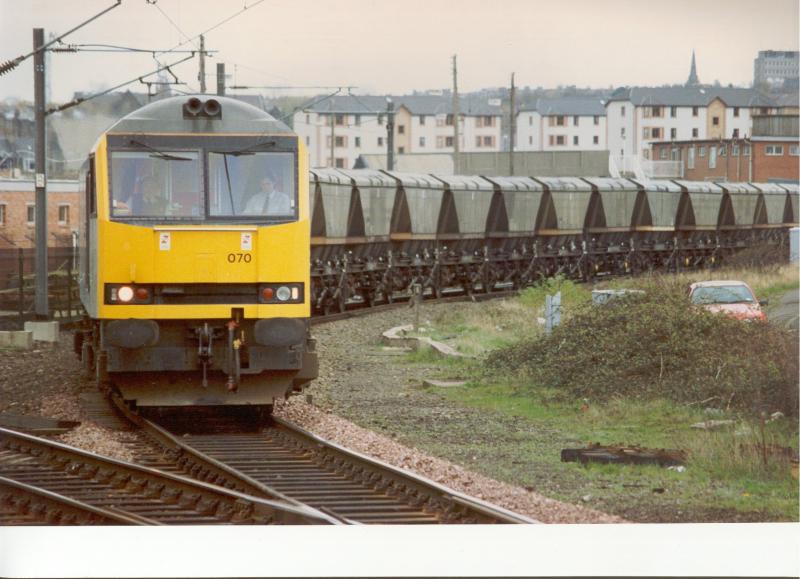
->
[395,263,800,521]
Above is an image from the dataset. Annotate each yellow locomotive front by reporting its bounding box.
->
[76,96,317,410]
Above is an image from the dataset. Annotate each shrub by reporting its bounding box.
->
[487,279,799,416]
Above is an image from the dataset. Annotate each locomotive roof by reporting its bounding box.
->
[106,95,291,135]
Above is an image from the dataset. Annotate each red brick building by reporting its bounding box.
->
[651,114,799,182]
[0,179,79,249]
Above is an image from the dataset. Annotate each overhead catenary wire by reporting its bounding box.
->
[0,0,123,75]
[46,53,195,115]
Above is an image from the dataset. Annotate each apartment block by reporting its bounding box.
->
[293,94,503,169]
[516,97,606,151]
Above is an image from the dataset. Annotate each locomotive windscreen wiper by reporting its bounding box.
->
[212,140,277,157]
[128,139,194,161]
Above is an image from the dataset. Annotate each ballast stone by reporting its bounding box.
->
[24,321,60,343]
[0,330,34,349]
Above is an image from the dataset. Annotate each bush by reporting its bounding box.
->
[488,279,799,416]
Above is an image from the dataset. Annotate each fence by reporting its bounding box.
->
[0,246,82,330]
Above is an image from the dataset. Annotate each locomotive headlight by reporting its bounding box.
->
[276,286,292,301]
[117,286,135,303]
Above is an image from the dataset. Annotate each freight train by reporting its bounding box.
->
[74,94,799,410]
[308,170,797,315]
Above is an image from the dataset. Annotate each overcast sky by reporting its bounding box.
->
[1,0,797,103]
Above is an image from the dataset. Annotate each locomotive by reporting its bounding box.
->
[75,96,317,411]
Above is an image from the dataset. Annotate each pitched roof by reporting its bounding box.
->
[607,86,773,107]
[303,94,502,116]
[519,97,606,116]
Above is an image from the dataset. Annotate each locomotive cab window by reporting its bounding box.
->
[110,150,202,219]
[209,151,296,219]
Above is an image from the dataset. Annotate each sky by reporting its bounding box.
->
[0,0,798,103]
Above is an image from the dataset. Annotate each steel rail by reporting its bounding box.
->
[0,475,153,525]
[0,426,337,525]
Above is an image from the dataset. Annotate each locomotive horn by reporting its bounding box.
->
[184,97,203,117]
[203,98,222,118]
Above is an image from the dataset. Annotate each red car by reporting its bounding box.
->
[688,280,768,321]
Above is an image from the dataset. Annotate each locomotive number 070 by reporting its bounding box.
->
[227,253,252,263]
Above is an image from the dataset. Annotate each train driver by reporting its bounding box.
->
[243,175,291,216]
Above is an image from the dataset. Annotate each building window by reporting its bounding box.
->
[692,106,699,117]
[688,146,695,169]
[334,135,346,147]
[643,127,662,139]
[58,204,69,225]
[743,145,751,156]
[765,145,784,156]
[555,116,565,126]
[670,106,677,118]
[573,136,579,146]
[335,114,345,126]
[334,158,346,168]
[671,148,680,161]
[620,127,626,138]
[305,114,310,124]
[529,115,533,126]
[378,114,384,125]
[620,106,626,117]
[593,135,599,145]
[556,135,565,145]
[378,137,384,147]
[659,148,668,160]
[529,136,533,145]
[419,115,426,126]
[573,115,579,125]
[709,146,717,168]
[419,137,425,147]
[732,128,739,138]
[355,136,361,148]
[476,136,482,148]
[0,204,5,226]
[670,128,677,139]
[26,204,35,224]
[398,146,405,154]
[354,114,361,126]
[712,116,719,126]
[692,128,699,138]
[446,136,453,147]
[719,146,726,157]
[593,115,600,125]
[732,145,739,157]
[790,145,800,156]
[445,114,454,126]
[699,145,706,157]
[733,107,740,117]
[398,125,405,134]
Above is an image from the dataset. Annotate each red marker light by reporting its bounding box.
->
[261,287,274,301]
[135,287,150,301]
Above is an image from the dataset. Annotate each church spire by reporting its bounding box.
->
[686,50,700,87]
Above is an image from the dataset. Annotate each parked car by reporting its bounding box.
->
[688,280,768,321]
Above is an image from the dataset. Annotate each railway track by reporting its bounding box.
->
[0,426,337,525]
[110,397,534,524]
